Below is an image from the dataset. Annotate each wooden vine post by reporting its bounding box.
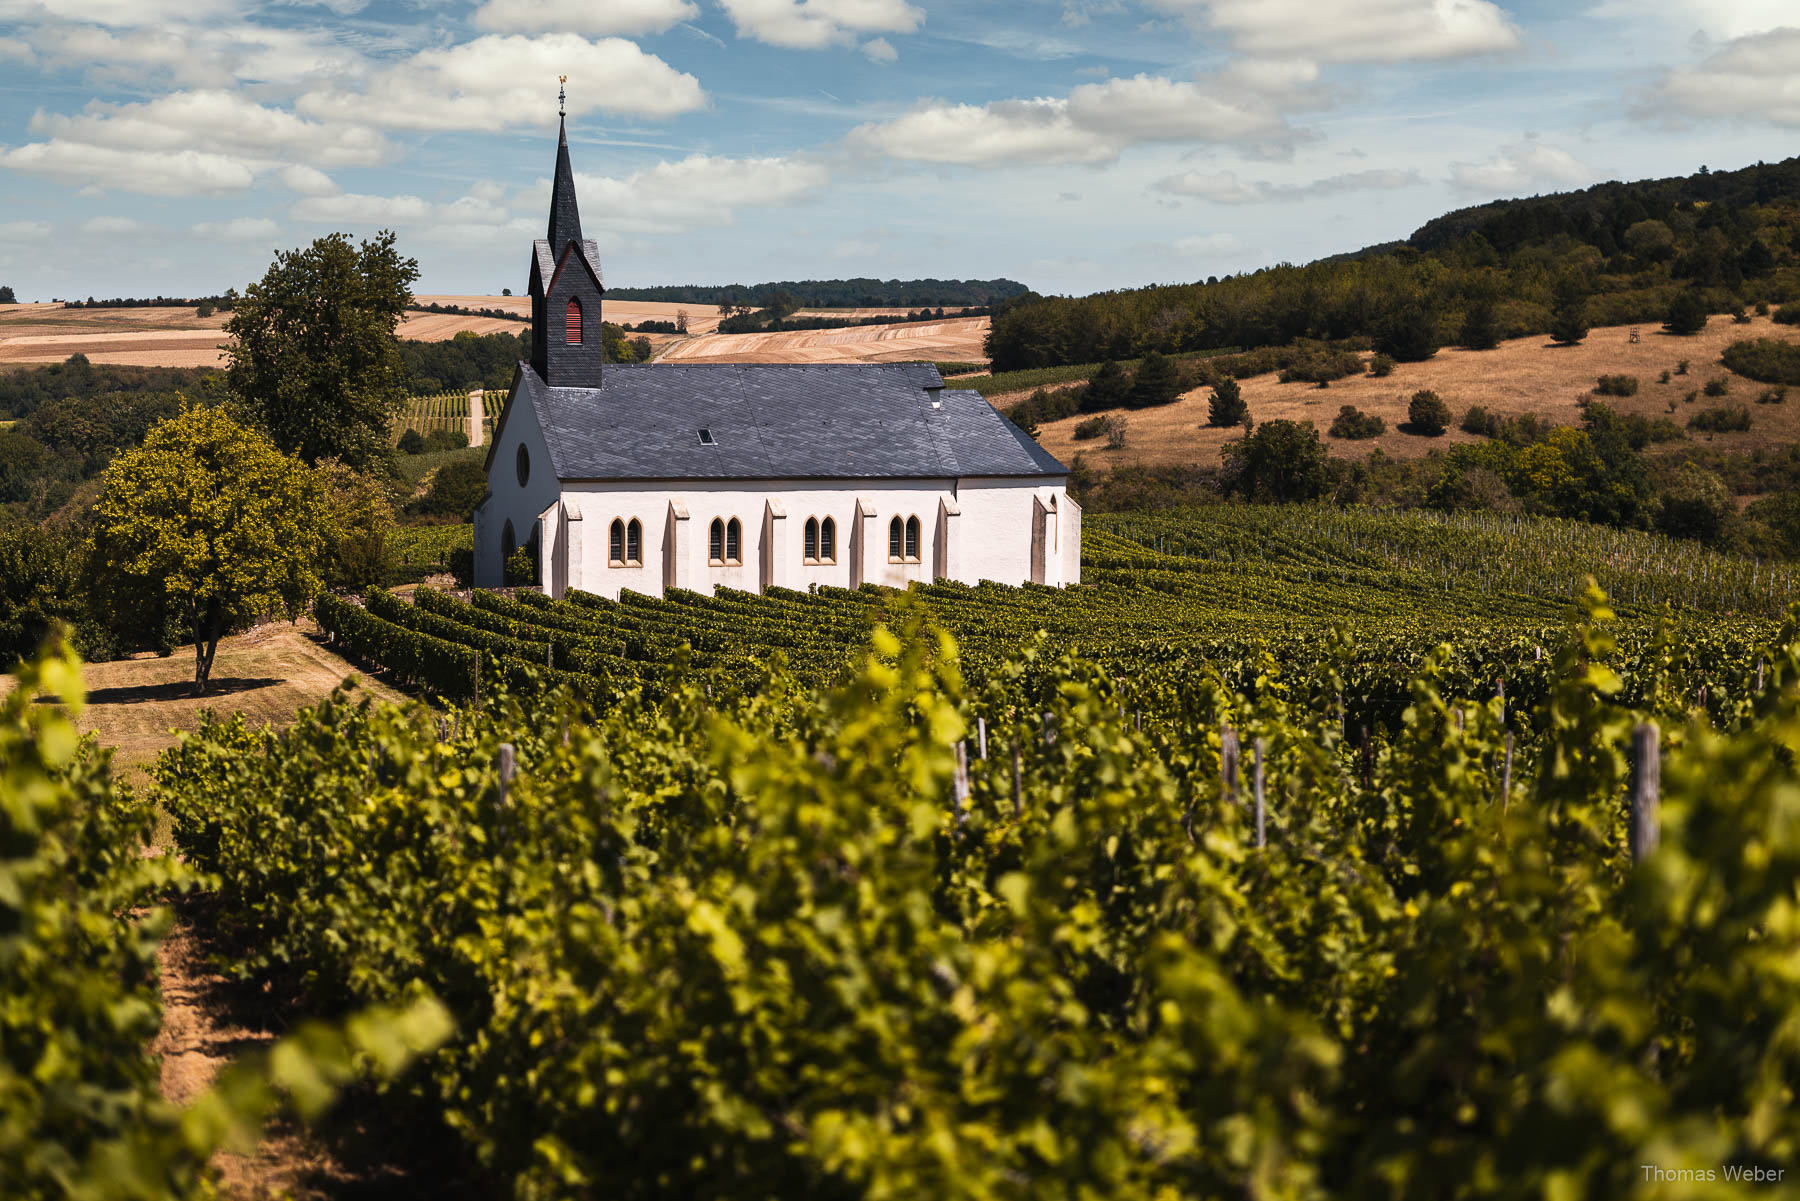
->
[1252,737,1267,850]
[1011,742,1024,817]
[1629,722,1660,863]
[1220,727,1240,806]
[977,716,988,760]
[498,742,516,808]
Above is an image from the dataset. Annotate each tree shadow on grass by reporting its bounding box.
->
[42,677,283,705]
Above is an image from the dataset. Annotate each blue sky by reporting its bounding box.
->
[0,0,1796,300]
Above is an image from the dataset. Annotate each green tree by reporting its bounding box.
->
[409,458,488,520]
[1458,294,1501,350]
[0,285,16,304]
[1655,464,1733,544]
[1126,351,1181,408]
[1548,274,1589,345]
[1664,287,1709,335]
[314,458,396,592]
[1407,390,1452,435]
[1081,360,1130,412]
[397,428,426,455]
[1376,300,1440,362]
[224,231,419,471]
[1220,419,1329,502]
[1207,376,1248,427]
[88,406,328,693]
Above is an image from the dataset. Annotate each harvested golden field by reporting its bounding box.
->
[1028,315,1800,471]
[658,315,990,365]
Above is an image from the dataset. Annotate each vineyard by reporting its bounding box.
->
[16,503,1800,1197]
[392,390,487,445]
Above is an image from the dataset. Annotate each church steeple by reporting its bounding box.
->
[546,78,582,257]
[528,78,606,390]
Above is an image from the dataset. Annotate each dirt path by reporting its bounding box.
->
[14,621,410,1196]
[469,388,486,448]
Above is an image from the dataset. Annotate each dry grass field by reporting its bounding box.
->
[0,619,401,784]
[658,314,991,364]
[1028,314,1800,472]
[0,298,957,368]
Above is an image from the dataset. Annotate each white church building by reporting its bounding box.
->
[474,108,1078,600]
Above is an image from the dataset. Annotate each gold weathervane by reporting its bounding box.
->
[558,76,567,118]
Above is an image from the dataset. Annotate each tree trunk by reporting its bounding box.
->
[193,604,221,695]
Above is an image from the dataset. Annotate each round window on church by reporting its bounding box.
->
[516,444,530,488]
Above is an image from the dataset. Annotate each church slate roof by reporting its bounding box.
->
[514,362,1067,482]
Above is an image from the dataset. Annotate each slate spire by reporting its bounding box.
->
[546,78,582,256]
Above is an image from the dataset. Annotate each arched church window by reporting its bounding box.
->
[804,517,819,562]
[820,516,836,563]
[888,516,903,561]
[516,443,530,488]
[904,516,921,562]
[626,519,642,565]
[566,297,582,344]
[502,519,516,561]
[725,518,742,564]
[610,519,624,566]
[709,518,724,564]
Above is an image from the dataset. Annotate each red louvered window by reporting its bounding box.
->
[566,298,582,344]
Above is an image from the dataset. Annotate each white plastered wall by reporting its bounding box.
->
[956,477,1077,587]
[475,381,563,588]
[549,478,1056,600]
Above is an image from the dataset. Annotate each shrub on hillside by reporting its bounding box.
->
[1461,406,1500,437]
[1278,343,1365,385]
[1720,338,1800,386]
[424,428,469,452]
[1208,377,1249,428]
[1406,390,1452,435]
[1073,416,1109,441]
[397,428,426,455]
[1375,301,1440,362]
[1126,351,1182,408]
[1367,353,1395,377]
[1758,387,1787,405]
[1688,406,1751,433]
[1328,405,1385,440]
[1594,374,1639,397]
[1703,377,1730,397]
[1459,295,1501,350]
[1582,401,1684,449]
[1664,287,1709,335]
[1773,305,1800,326]
[1104,415,1128,449]
[1548,274,1589,345]
[1220,419,1329,502]
[1656,464,1734,544]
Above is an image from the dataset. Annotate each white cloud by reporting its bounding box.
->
[1155,166,1422,203]
[1640,27,1800,128]
[846,73,1295,167]
[279,164,340,197]
[0,140,257,195]
[0,36,32,63]
[298,34,705,131]
[573,154,828,234]
[78,216,148,235]
[0,0,242,27]
[1449,141,1602,194]
[190,216,280,241]
[717,0,923,49]
[29,91,390,167]
[291,182,531,244]
[31,23,361,88]
[471,0,697,35]
[1172,232,1245,256]
[862,36,898,63]
[1588,0,1793,41]
[1148,0,1520,61]
[0,220,53,241]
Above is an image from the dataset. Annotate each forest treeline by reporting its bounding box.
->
[607,277,1029,308]
[987,157,1800,371]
